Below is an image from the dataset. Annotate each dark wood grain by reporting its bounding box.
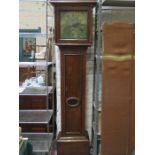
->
[60,46,87,136]
[50,1,96,155]
[19,95,48,109]
[57,132,89,155]
[19,124,49,132]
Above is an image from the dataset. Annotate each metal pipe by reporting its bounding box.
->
[102,6,135,10]
[93,0,102,155]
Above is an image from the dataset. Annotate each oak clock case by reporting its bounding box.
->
[51,1,96,155]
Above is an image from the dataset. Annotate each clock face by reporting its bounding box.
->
[60,11,88,39]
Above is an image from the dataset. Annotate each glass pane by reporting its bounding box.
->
[60,11,88,39]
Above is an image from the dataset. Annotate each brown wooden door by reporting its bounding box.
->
[59,46,87,136]
[101,23,135,155]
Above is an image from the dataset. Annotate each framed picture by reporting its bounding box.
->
[22,38,36,55]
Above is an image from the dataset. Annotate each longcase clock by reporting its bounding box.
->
[51,0,96,155]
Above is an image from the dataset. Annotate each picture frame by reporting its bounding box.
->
[22,38,36,55]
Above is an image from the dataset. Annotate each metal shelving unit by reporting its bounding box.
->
[19,33,47,38]
[22,132,53,154]
[19,61,55,68]
[19,110,53,124]
[19,0,56,154]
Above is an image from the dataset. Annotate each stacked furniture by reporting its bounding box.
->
[19,1,56,154]
[19,58,56,155]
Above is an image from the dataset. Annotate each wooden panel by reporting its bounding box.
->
[19,124,47,132]
[65,54,83,134]
[57,132,89,155]
[60,46,86,136]
[19,95,47,109]
[57,139,89,155]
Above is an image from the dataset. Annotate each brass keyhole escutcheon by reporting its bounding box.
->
[66,97,80,107]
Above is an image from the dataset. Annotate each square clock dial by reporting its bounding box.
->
[60,11,88,39]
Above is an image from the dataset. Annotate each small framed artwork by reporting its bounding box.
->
[22,38,36,55]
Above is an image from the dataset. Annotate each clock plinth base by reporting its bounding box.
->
[57,132,90,155]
